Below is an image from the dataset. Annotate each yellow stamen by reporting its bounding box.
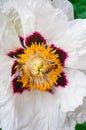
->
[15,42,63,92]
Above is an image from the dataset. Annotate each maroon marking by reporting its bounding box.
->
[55,72,68,87]
[11,61,30,94]
[47,89,54,94]
[12,77,30,94]
[19,36,26,48]
[51,44,68,66]
[25,32,46,46]
[8,48,24,58]
[11,60,18,76]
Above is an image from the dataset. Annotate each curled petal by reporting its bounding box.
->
[63,97,86,130]
[0,13,21,55]
[50,0,74,20]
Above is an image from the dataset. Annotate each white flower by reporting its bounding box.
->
[0,0,86,130]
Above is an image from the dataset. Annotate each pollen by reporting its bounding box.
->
[15,42,63,92]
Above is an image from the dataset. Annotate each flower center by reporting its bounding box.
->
[14,42,63,92]
[28,57,43,76]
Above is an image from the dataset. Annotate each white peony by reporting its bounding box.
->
[0,0,86,130]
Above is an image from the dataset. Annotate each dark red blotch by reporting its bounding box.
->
[47,89,54,94]
[25,32,46,46]
[8,48,24,58]
[19,36,26,48]
[11,61,30,93]
[51,44,68,66]
[55,72,68,87]
[12,77,29,93]
[11,60,18,76]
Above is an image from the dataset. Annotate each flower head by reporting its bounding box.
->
[8,32,68,93]
[0,0,86,130]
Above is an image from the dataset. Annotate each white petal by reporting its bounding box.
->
[63,97,86,130]
[0,88,67,130]
[66,48,86,70]
[49,0,74,20]
[0,0,74,22]
[67,97,86,125]
[64,118,76,130]
[0,0,12,12]
[7,9,23,35]
[0,55,14,129]
[0,121,1,129]
[12,0,68,40]
[64,19,86,70]
[55,68,86,112]
[0,56,14,105]
[0,89,67,130]
[0,0,23,36]
[0,56,15,130]
[0,12,21,54]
